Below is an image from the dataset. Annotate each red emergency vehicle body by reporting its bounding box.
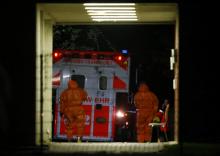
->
[52,50,130,142]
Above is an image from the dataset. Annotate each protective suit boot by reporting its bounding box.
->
[77,136,82,143]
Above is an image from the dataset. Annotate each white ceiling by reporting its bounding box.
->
[39,3,178,25]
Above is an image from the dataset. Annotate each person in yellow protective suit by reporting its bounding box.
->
[134,83,159,142]
[60,80,88,142]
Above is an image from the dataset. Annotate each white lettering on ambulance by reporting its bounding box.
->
[95,97,110,104]
[86,96,92,103]
[84,96,110,104]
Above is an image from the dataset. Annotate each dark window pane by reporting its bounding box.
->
[99,76,107,90]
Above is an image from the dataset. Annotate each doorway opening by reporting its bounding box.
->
[36,3,179,145]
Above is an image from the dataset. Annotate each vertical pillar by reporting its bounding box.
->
[36,5,53,145]
[174,5,179,143]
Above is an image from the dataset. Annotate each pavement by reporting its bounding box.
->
[1,142,219,156]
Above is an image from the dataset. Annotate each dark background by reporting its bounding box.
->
[1,0,219,149]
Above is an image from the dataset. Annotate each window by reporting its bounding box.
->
[99,76,107,90]
[71,75,85,88]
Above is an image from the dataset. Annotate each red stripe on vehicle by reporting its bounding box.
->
[52,72,61,86]
[113,76,127,89]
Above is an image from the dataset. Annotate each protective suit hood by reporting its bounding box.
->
[138,83,149,92]
[68,80,78,89]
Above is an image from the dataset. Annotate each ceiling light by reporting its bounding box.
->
[88,13,136,16]
[87,10,136,13]
[91,16,137,19]
[84,3,138,22]
[85,7,135,10]
[83,3,135,6]
[92,19,138,22]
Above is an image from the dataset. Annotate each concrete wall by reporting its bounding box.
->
[36,5,53,145]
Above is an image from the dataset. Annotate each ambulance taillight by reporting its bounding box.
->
[53,51,62,62]
[114,55,128,70]
[116,55,122,61]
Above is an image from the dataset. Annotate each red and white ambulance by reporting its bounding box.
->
[52,49,131,142]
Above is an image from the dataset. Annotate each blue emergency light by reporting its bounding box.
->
[121,49,128,54]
